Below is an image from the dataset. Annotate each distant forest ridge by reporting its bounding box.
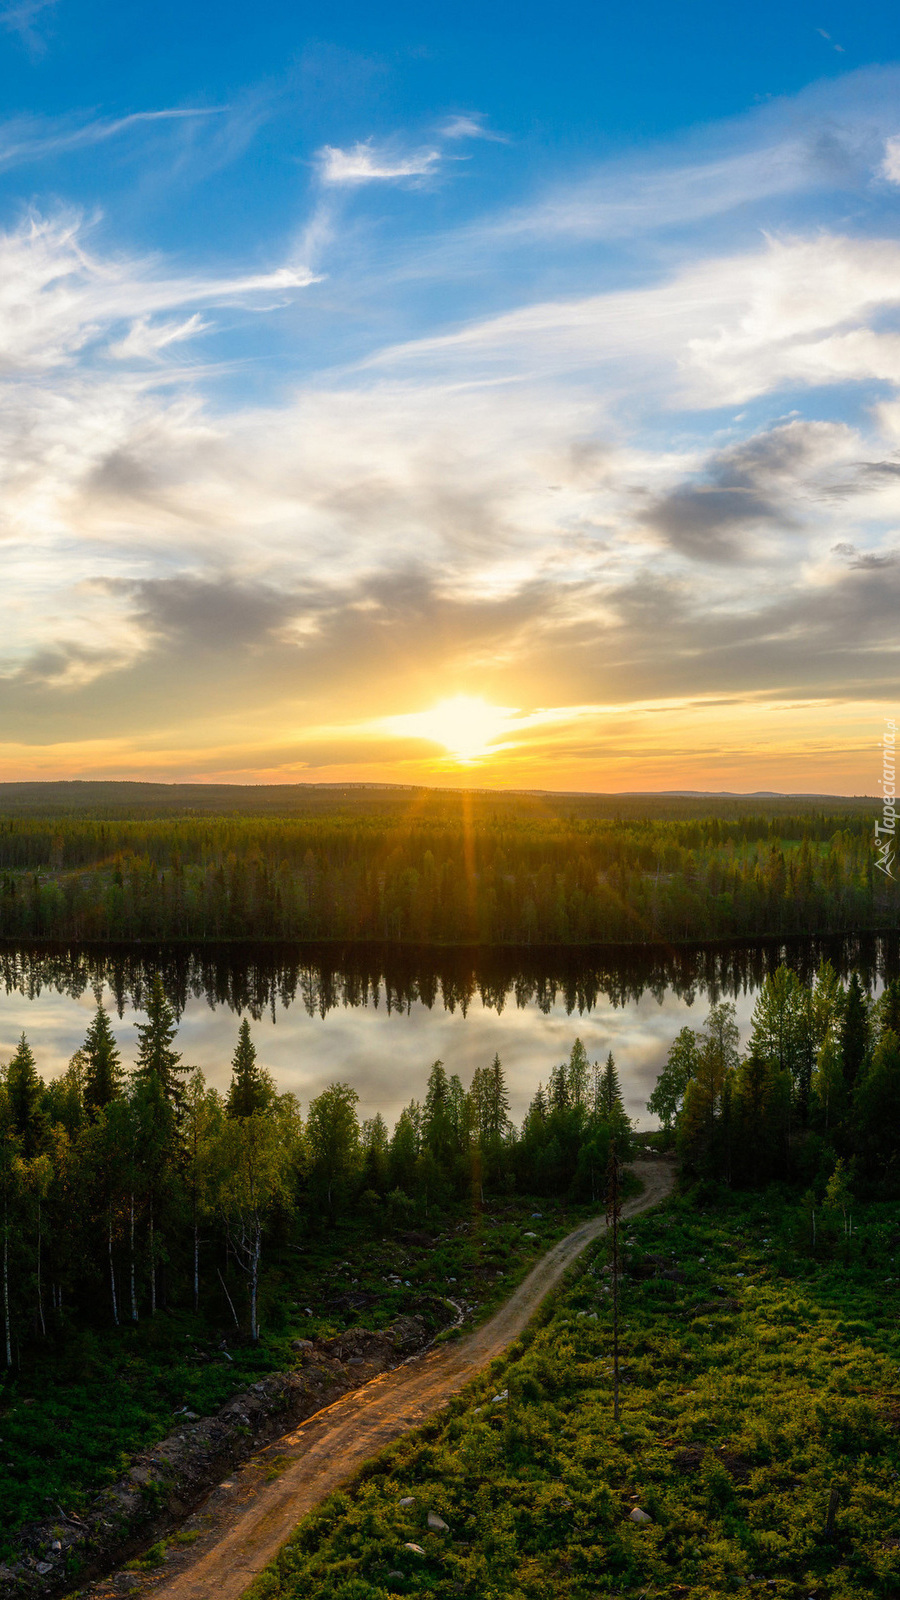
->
[0,788,892,947]
[0,780,881,821]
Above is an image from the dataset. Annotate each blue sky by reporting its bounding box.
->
[1,0,899,789]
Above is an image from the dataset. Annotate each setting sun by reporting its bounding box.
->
[383,696,517,764]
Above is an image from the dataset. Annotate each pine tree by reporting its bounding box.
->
[82,1006,123,1118]
[472,1054,511,1146]
[6,1033,45,1157]
[567,1039,590,1108]
[599,1051,624,1119]
[840,972,870,1093]
[877,977,900,1039]
[360,1112,390,1194]
[226,1020,273,1119]
[133,977,186,1112]
[598,1051,632,1154]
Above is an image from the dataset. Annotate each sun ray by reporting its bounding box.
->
[381,696,517,765]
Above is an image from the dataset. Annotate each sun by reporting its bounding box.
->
[384,696,517,764]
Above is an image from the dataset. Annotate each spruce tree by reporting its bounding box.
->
[133,977,186,1112]
[6,1033,45,1156]
[599,1051,632,1154]
[567,1039,590,1107]
[484,1053,511,1144]
[83,1005,123,1118]
[840,972,870,1093]
[599,1051,624,1119]
[226,1020,273,1118]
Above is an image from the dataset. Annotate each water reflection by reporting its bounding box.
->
[0,933,895,1019]
[0,935,895,1129]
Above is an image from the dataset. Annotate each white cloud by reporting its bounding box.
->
[881,134,900,183]
[2,72,900,778]
[317,139,441,186]
[0,107,226,173]
[0,0,55,50]
[439,113,505,142]
[107,313,211,362]
[0,211,317,374]
[360,233,900,412]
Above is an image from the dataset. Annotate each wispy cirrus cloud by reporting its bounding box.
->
[439,113,506,142]
[2,68,900,788]
[0,106,227,174]
[107,313,211,362]
[0,0,56,53]
[317,138,441,186]
[0,211,317,374]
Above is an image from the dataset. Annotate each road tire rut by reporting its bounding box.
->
[114,1160,675,1600]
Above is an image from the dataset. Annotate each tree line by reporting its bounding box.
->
[0,994,632,1363]
[649,966,900,1196]
[0,805,890,946]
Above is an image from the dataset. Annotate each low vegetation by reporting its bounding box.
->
[246,960,900,1599]
[0,1160,612,1554]
[250,1186,900,1600]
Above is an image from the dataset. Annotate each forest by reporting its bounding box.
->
[2,956,898,1378]
[0,989,632,1371]
[2,959,900,1589]
[0,789,890,947]
[657,964,900,1196]
[249,962,900,1600]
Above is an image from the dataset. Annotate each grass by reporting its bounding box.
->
[0,1191,601,1557]
[247,1187,900,1600]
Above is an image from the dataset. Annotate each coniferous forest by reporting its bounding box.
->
[1,790,899,1598]
[0,787,891,946]
[0,991,632,1372]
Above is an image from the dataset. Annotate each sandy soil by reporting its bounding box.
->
[88,1159,675,1600]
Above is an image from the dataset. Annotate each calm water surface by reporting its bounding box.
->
[0,937,895,1130]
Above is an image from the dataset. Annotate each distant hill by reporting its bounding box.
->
[0,780,878,822]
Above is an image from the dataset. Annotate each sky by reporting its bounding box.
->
[1,0,900,794]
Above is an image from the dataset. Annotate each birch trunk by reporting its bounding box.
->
[149,1201,156,1315]
[108,1210,119,1327]
[36,1194,45,1337]
[3,1202,11,1369]
[129,1194,138,1322]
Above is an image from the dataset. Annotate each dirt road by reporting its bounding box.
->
[141,1160,675,1600]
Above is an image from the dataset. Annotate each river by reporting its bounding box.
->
[0,934,896,1130]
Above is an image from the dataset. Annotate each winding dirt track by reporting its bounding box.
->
[150,1160,674,1600]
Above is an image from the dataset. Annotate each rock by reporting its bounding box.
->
[628,1506,652,1524]
[491,1388,508,1403]
[523,1231,538,1238]
[398,1495,416,1507]
[184,1411,200,1420]
[50,1540,62,1552]
[404,1542,426,1555]
[427,1511,449,1532]
[387,1573,404,1582]
[35,1563,53,1575]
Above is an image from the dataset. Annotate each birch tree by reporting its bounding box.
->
[214,1098,299,1340]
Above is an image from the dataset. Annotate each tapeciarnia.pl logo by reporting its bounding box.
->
[875,717,896,879]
